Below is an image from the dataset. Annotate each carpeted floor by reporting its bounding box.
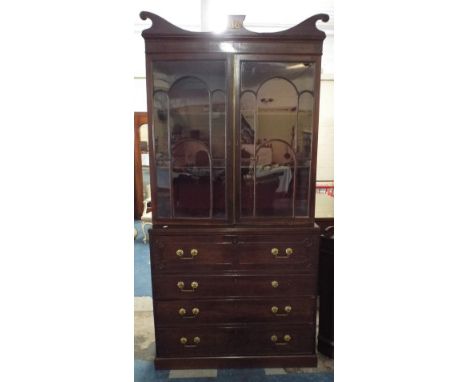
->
[134,221,334,381]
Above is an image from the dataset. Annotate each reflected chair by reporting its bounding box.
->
[141,184,152,243]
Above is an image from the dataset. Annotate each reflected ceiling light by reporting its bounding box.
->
[220,42,236,53]
[286,63,309,70]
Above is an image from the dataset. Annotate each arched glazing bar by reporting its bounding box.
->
[155,75,223,218]
[254,78,299,217]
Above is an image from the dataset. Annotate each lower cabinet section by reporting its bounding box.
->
[155,324,316,358]
[150,226,321,369]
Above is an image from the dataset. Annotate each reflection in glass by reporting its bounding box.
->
[240,61,315,218]
[152,61,226,218]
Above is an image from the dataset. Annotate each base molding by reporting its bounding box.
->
[154,354,317,369]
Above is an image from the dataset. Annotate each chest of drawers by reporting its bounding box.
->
[149,226,320,368]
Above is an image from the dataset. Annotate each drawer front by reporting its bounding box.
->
[156,327,236,357]
[156,324,315,358]
[236,235,318,270]
[155,297,316,325]
[154,275,316,299]
[151,236,233,271]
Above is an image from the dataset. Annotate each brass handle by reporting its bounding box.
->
[271,305,292,316]
[180,336,200,347]
[271,280,279,288]
[178,307,200,318]
[272,247,293,259]
[176,248,198,260]
[177,281,199,292]
[271,334,292,345]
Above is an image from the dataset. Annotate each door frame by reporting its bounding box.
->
[134,111,148,219]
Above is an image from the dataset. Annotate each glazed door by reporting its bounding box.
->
[151,59,228,221]
[236,56,320,222]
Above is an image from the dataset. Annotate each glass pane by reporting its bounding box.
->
[240,61,315,218]
[211,90,226,217]
[153,92,170,217]
[296,92,314,216]
[240,91,256,216]
[153,61,226,218]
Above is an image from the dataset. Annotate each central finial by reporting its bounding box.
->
[227,15,246,30]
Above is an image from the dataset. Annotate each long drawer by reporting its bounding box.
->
[155,297,316,325]
[156,324,316,358]
[154,274,316,299]
[150,233,319,272]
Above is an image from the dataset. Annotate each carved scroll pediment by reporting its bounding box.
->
[140,12,329,40]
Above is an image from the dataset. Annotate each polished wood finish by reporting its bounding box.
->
[140,11,328,369]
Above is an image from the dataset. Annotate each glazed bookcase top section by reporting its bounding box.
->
[140,12,329,41]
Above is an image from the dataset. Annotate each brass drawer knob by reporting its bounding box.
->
[193,336,201,344]
[271,280,279,288]
[180,337,187,345]
[176,249,184,257]
[271,248,279,256]
[271,305,292,316]
[285,248,293,256]
[178,307,199,318]
[177,281,198,292]
[271,334,292,345]
[190,248,198,257]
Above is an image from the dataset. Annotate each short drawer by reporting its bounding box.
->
[235,235,319,271]
[156,327,235,357]
[155,297,316,325]
[156,324,316,358]
[154,275,316,299]
[150,236,233,272]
